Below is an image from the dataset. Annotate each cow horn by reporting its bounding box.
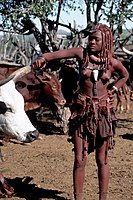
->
[0,66,31,86]
[121,46,133,55]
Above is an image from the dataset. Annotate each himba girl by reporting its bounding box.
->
[32,23,129,200]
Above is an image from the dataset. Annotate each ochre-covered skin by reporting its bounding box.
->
[32,23,129,200]
[32,46,128,98]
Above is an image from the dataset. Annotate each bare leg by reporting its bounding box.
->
[96,139,109,200]
[73,130,88,200]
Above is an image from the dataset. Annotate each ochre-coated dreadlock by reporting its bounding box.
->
[89,23,114,71]
[96,24,114,70]
[95,24,113,53]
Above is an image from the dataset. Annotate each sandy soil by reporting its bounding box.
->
[0,102,133,200]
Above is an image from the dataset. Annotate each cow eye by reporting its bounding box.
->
[0,102,12,114]
[6,107,13,113]
[16,81,26,89]
[0,101,8,114]
[51,85,57,91]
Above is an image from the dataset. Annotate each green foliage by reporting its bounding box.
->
[62,0,84,14]
[101,0,133,26]
[0,0,57,29]
[0,0,132,46]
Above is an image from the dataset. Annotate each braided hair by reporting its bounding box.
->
[95,24,113,52]
[81,22,114,71]
[85,23,114,71]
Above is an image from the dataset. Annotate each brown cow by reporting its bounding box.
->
[0,66,65,111]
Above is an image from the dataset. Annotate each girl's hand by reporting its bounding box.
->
[31,57,46,70]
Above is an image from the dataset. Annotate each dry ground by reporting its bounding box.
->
[0,102,133,200]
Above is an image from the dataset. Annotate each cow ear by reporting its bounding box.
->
[0,101,8,114]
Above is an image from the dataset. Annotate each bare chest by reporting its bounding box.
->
[81,62,112,82]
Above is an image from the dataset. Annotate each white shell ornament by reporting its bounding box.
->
[93,69,99,81]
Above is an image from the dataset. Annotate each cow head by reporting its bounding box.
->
[14,69,66,112]
[35,71,66,107]
[0,66,39,143]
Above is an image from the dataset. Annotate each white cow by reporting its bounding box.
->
[0,66,39,198]
[0,66,39,143]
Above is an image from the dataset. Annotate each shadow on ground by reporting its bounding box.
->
[117,118,133,129]
[7,176,68,200]
[36,121,64,135]
[119,133,133,141]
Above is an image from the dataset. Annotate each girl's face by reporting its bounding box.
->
[88,30,102,53]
